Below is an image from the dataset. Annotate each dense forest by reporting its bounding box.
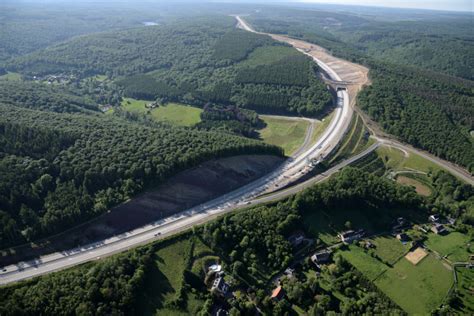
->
[247,10,474,170]
[0,100,281,248]
[247,8,474,80]
[0,80,99,114]
[358,63,474,169]
[6,17,332,116]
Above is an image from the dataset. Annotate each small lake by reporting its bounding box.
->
[143,21,159,26]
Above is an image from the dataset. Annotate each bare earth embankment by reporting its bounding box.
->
[0,155,283,266]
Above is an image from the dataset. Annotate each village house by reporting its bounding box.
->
[429,214,440,223]
[338,229,365,244]
[145,101,159,109]
[271,286,285,301]
[216,309,228,316]
[288,232,305,248]
[283,267,295,278]
[211,277,229,296]
[396,233,410,243]
[311,249,332,268]
[431,223,447,235]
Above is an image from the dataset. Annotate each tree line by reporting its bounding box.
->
[6,17,333,117]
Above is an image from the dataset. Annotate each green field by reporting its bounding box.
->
[376,146,444,174]
[339,245,389,281]
[138,238,207,316]
[259,115,310,156]
[121,98,202,126]
[371,236,411,265]
[0,72,22,81]
[455,268,474,313]
[375,254,453,315]
[425,232,472,262]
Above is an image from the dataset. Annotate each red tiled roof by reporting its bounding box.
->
[271,286,283,298]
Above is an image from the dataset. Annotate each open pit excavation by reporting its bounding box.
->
[0,16,357,285]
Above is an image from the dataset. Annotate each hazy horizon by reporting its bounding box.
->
[5,0,473,13]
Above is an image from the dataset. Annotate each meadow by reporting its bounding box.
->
[137,237,216,316]
[339,245,389,281]
[425,232,472,262]
[370,236,411,265]
[121,98,202,126]
[259,115,309,156]
[374,254,453,315]
[455,268,474,313]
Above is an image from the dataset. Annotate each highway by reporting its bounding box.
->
[0,16,355,285]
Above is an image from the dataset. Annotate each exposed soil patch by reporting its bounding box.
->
[0,155,283,266]
[405,247,428,265]
[396,175,432,196]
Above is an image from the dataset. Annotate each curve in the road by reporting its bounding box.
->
[0,16,357,285]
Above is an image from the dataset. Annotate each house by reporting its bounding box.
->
[271,286,285,301]
[364,241,375,249]
[288,232,305,248]
[431,223,447,235]
[397,217,406,225]
[211,277,229,296]
[216,309,228,316]
[284,267,295,278]
[208,264,222,273]
[311,249,332,267]
[338,229,365,244]
[429,214,440,223]
[396,233,410,242]
[145,101,159,109]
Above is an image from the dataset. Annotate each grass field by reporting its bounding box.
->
[455,268,474,313]
[375,254,453,314]
[259,116,310,156]
[138,238,207,316]
[425,232,472,262]
[339,245,389,281]
[0,72,22,81]
[121,98,202,126]
[376,146,443,174]
[370,236,411,265]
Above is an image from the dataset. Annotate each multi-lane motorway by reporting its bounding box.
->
[0,17,356,285]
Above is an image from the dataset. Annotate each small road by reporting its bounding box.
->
[375,137,474,185]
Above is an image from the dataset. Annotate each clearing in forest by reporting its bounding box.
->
[121,98,202,126]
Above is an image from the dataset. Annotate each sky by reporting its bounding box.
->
[296,0,473,12]
[11,0,474,12]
